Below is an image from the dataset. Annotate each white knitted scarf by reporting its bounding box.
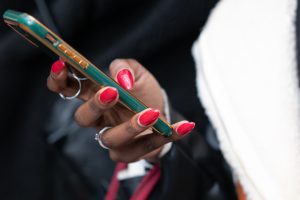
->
[192,0,300,199]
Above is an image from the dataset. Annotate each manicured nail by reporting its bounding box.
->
[138,108,160,126]
[176,122,195,136]
[116,68,134,90]
[51,60,65,74]
[99,87,118,104]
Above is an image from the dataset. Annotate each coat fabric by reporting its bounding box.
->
[193,0,300,199]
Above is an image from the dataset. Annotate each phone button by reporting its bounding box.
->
[79,60,88,68]
[73,56,81,63]
[66,50,75,57]
[58,44,88,69]
[58,44,67,52]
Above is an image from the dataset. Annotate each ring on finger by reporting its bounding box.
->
[95,127,112,149]
[59,73,83,100]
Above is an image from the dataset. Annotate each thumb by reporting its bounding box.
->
[109,59,152,91]
[109,58,163,111]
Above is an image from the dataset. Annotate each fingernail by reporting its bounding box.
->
[176,122,195,136]
[99,87,118,104]
[138,108,160,126]
[116,69,134,90]
[51,60,65,74]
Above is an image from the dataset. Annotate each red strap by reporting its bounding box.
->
[130,163,161,200]
[105,162,161,200]
[105,162,127,200]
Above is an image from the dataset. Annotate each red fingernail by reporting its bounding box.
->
[99,87,118,104]
[116,69,134,90]
[138,109,160,126]
[51,60,65,74]
[176,122,195,136]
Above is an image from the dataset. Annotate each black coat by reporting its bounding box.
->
[0,0,236,199]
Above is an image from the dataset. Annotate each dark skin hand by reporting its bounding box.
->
[47,58,195,163]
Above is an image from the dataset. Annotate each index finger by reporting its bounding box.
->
[47,60,99,101]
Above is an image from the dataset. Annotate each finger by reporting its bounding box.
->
[47,60,97,100]
[109,59,136,90]
[47,60,82,97]
[99,108,160,149]
[74,87,119,127]
[47,60,70,92]
[109,59,164,111]
[172,120,196,137]
[117,121,196,162]
[140,120,196,151]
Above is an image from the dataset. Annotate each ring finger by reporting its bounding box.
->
[98,108,161,149]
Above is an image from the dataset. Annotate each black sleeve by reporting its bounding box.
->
[150,107,237,200]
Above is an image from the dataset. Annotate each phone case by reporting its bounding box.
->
[3,10,172,137]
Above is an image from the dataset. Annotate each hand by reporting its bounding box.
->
[47,58,195,163]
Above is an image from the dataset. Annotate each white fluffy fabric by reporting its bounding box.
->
[192,0,300,199]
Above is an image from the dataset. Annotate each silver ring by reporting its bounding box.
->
[69,68,88,81]
[59,73,82,100]
[95,127,112,149]
[77,77,88,81]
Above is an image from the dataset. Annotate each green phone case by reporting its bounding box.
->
[3,10,172,137]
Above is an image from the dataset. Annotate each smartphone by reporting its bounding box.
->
[3,10,172,137]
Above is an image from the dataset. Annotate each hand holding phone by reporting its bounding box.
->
[48,58,195,162]
[3,10,196,162]
[3,10,172,136]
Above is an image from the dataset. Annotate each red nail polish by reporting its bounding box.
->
[138,109,160,126]
[117,69,134,90]
[177,122,195,136]
[99,87,118,104]
[51,60,65,74]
